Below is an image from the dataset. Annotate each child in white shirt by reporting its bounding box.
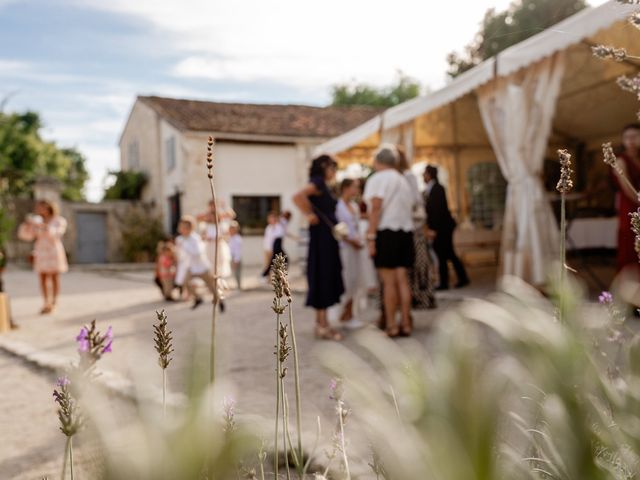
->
[176,215,217,310]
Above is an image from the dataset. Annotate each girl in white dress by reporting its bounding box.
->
[336,179,365,328]
[17,200,68,314]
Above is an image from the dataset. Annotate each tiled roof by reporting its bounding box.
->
[139,95,383,138]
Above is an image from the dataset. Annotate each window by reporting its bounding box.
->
[165,136,176,171]
[232,196,281,235]
[466,163,506,229]
[127,140,140,170]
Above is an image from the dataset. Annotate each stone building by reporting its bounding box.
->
[119,96,381,265]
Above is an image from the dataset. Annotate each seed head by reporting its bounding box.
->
[277,322,291,376]
[270,253,291,304]
[592,44,627,62]
[556,149,573,194]
[153,310,174,370]
[206,136,215,179]
[630,208,640,262]
[603,142,621,172]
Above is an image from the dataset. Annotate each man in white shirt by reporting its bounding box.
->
[176,215,217,309]
[363,144,415,337]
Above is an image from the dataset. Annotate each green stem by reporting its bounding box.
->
[281,381,291,480]
[259,450,266,480]
[338,401,351,480]
[302,416,321,476]
[162,368,167,419]
[61,437,70,480]
[283,395,300,468]
[274,309,281,480]
[69,437,75,480]
[207,177,220,387]
[287,303,304,478]
[560,192,566,322]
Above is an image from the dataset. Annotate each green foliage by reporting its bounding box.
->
[331,71,422,107]
[120,209,165,262]
[447,0,588,77]
[0,110,88,200]
[103,171,148,200]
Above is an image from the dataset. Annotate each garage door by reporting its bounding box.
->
[75,212,107,264]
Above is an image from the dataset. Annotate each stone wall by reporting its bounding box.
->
[5,199,159,264]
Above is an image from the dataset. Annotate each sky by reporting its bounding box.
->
[0,0,607,201]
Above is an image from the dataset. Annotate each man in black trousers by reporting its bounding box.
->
[424,165,469,290]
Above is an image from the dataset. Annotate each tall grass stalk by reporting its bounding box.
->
[337,401,351,480]
[274,304,282,480]
[61,437,70,480]
[153,310,173,419]
[556,149,573,321]
[205,136,220,387]
[286,283,304,477]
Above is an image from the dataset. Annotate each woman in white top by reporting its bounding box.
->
[363,144,415,337]
[17,200,68,314]
[336,178,364,328]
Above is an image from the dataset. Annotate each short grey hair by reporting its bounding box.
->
[374,144,398,167]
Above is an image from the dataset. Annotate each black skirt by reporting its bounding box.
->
[374,229,415,269]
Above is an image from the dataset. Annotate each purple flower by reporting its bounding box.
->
[102,340,112,354]
[101,326,113,354]
[75,327,89,353]
[599,291,613,305]
[56,376,70,388]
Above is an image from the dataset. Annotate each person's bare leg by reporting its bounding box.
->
[396,268,412,331]
[39,273,50,312]
[380,269,399,336]
[340,299,353,322]
[315,309,342,340]
[316,309,328,328]
[51,273,60,308]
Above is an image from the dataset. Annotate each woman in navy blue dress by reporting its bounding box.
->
[293,155,344,340]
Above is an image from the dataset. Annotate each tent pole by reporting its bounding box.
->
[450,103,463,220]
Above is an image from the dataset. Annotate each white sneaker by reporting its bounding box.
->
[342,318,365,330]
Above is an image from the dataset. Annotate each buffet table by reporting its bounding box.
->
[567,217,618,250]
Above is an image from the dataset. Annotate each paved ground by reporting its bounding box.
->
[0,264,497,479]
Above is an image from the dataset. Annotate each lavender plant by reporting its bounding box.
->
[75,320,113,375]
[53,376,82,480]
[153,310,173,417]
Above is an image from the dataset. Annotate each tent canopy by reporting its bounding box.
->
[315,0,640,284]
[316,0,639,158]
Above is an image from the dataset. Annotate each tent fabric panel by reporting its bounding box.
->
[497,1,636,77]
[312,115,381,156]
[382,59,496,130]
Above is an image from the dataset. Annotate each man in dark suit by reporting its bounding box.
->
[424,165,469,290]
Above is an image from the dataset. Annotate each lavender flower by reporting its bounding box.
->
[76,320,114,373]
[222,396,236,434]
[630,208,640,262]
[556,149,573,193]
[599,292,614,305]
[592,45,627,62]
[53,379,82,437]
[153,310,174,369]
[75,327,89,353]
[329,378,344,401]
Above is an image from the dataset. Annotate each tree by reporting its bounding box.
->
[331,72,422,107]
[103,171,148,200]
[447,0,587,78]
[0,110,88,200]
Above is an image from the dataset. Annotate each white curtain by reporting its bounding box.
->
[380,122,414,162]
[477,52,565,285]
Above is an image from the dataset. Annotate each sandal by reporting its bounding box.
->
[315,326,343,341]
[386,326,400,338]
[40,305,52,314]
[400,315,414,337]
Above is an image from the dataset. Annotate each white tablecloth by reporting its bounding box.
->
[567,217,618,250]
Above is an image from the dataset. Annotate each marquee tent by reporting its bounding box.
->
[315,0,640,285]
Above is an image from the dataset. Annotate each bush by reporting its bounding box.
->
[104,171,148,200]
[120,209,165,262]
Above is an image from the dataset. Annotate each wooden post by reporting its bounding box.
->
[450,103,463,220]
[0,293,11,333]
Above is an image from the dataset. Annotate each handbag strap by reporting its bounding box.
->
[310,202,337,229]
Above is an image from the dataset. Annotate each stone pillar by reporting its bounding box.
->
[33,177,62,205]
